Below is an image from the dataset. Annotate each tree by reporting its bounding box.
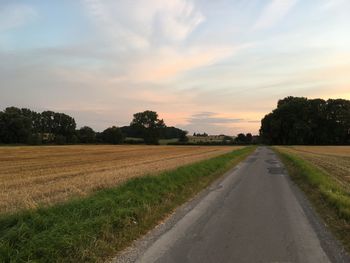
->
[159,126,187,140]
[120,125,143,138]
[246,133,253,144]
[260,96,350,145]
[52,113,76,142]
[102,126,124,144]
[130,110,166,144]
[235,133,247,144]
[40,111,76,143]
[0,107,32,144]
[77,126,96,143]
[41,111,55,134]
[0,107,78,145]
[178,130,189,142]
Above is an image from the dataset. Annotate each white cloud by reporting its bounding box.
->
[83,0,205,49]
[80,0,238,82]
[153,0,205,42]
[253,0,298,30]
[0,4,37,32]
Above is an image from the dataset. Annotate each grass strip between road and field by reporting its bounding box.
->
[274,147,350,252]
[0,146,254,263]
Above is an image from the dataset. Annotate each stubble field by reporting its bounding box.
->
[275,146,350,187]
[0,145,241,213]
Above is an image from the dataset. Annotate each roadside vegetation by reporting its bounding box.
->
[275,146,350,252]
[0,146,254,263]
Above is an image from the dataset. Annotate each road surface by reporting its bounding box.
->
[115,147,349,263]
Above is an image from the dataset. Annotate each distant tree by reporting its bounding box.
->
[0,107,32,144]
[102,126,124,144]
[160,126,187,139]
[235,133,247,144]
[38,110,76,143]
[52,113,76,142]
[77,126,96,143]
[41,111,55,134]
[95,132,104,143]
[246,133,253,144]
[260,96,350,145]
[194,132,208,137]
[120,125,143,138]
[0,107,78,145]
[130,110,166,144]
[178,130,189,142]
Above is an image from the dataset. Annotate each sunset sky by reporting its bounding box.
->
[1,0,349,135]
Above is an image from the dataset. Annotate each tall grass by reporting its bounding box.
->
[0,147,253,263]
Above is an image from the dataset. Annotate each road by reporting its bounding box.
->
[115,147,349,263]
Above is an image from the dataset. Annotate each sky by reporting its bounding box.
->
[1,0,349,135]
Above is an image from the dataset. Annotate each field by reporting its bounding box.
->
[275,146,350,252]
[0,147,253,262]
[275,146,350,188]
[0,145,241,213]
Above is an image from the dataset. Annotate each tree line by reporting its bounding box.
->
[260,96,350,145]
[0,108,188,145]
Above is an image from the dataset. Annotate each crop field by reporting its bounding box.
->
[0,145,242,213]
[275,146,350,187]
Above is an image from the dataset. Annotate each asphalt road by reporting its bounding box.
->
[115,147,349,263]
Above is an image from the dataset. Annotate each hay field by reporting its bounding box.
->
[0,145,242,213]
[275,146,350,187]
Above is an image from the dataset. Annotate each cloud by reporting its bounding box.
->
[253,0,298,30]
[83,0,149,49]
[191,112,216,118]
[80,0,233,82]
[128,45,235,82]
[0,3,37,32]
[153,0,205,42]
[187,112,244,124]
[179,112,250,135]
[83,0,205,49]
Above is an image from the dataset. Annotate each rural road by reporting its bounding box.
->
[115,147,349,263]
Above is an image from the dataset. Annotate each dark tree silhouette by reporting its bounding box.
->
[77,126,96,143]
[0,107,76,144]
[130,110,166,144]
[260,96,350,145]
[101,126,124,144]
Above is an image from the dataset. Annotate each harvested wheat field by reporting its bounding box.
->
[275,146,350,188]
[0,145,242,213]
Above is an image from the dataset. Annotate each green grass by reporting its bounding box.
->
[274,147,350,252]
[0,147,254,263]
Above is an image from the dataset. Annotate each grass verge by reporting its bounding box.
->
[0,146,254,263]
[274,147,350,252]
